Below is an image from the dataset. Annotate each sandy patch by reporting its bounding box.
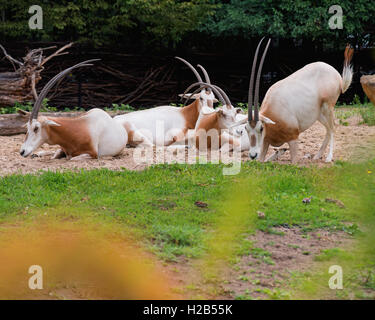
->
[0,113,374,176]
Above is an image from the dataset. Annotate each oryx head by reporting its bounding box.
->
[184,81,241,124]
[230,37,275,160]
[19,59,100,157]
[175,57,219,110]
[184,82,242,130]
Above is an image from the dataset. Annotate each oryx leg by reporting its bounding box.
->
[165,128,187,146]
[51,149,66,159]
[69,153,93,161]
[131,129,154,147]
[258,141,270,162]
[324,106,335,162]
[265,147,288,162]
[124,122,154,147]
[288,140,299,164]
[31,151,55,158]
[314,103,335,162]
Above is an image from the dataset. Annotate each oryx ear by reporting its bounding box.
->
[201,106,215,115]
[17,109,30,117]
[178,93,200,100]
[213,98,219,103]
[44,119,61,127]
[178,93,190,99]
[260,115,276,125]
[229,117,248,128]
[235,108,243,114]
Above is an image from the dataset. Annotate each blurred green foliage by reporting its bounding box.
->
[0,1,373,48]
[0,0,215,46]
[200,0,374,46]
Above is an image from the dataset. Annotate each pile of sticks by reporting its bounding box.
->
[0,43,73,106]
[0,43,179,109]
[43,62,177,108]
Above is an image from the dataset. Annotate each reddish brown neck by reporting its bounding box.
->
[196,112,219,131]
[181,99,200,129]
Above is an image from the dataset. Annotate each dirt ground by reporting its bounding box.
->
[1,112,374,176]
[222,227,353,299]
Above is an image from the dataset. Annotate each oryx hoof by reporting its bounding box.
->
[313,154,322,160]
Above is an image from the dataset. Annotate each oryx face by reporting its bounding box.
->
[245,115,275,160]
[217,107,239,128]
[245,120,264,160]
[20,118,59,157]
[198,88,218,110]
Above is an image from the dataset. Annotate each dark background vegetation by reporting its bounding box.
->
[0,0,374,109]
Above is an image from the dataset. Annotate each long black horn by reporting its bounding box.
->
[30,59,100,121]
[175,57,203,85]
[254,38,271,121]
[248,37,265,122]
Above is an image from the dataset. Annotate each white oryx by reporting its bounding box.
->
[232,113,250,151]
[231,38,354,163]
[114,57,226,147]
[19,60,128,160]
[186,82,243,151]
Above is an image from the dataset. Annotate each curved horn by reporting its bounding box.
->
[248,37,265,122]
[182,82,226,106]
[175,57,203,85]
[182,86,206,106]
[254,38,271,121]
[197,65,211,84]
[30,59,100,121]
[181,81,225,105]
[212,85,232,109]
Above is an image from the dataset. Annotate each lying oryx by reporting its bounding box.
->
[174,82,243,151]
[231,39,354,163]
[114,58,222,147]
[19,60,128,160]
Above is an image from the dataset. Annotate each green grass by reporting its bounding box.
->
[0,159,374,298]
[359,104,375,126]
[0,100,134,114]
[0,161,373,259]
[335,103,375,126]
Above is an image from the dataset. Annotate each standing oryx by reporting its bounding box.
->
[19,60,128,160]
[231,38,354,163]
[113,57,223,147]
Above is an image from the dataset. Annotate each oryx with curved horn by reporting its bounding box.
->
[231,39,354,163]
[19,60,128,160]
[168,81,243,151]
[114,57,232,147]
